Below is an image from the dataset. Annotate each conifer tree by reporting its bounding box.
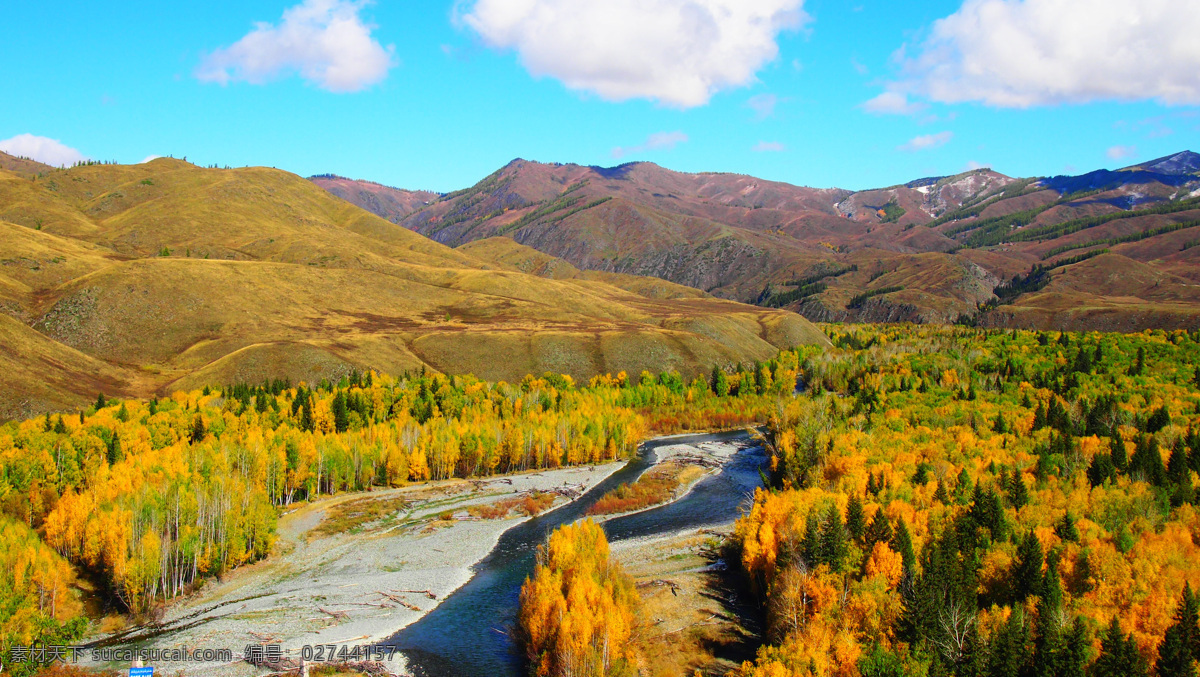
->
[801,511,821,568]
[1055,512,1080,543]
[1013,532,1044,602]
[819,504,849,572]
[1088,452,1115,487]
[994,412,1009,434]
[1058,616,1089,677]
[711,366,730,397]
[190,414,207,443]
[1007,468,1029,509]
[846,494,866,543]
[333,390,350,433]
[1129,346,1146,376]
[955,468,973,505]
[107,432,122,465]
[301,397,315,432]
[865,508,893,548]
[891,517,916,581]
[1092,617,1148,677]
[934,480,950,504]
[1147,406,1172,434]
[1156,585,1200,677]
[1130,434,1167,486]
[1110,432,1128,473]
[1034,401,1048,429]
[988,606,1030,677]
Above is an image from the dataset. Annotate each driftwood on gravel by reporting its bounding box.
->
[392,588,438,600]
[671,454,723,469]
[375,591,421,611]
[245,653,400,676]
[637,579,682,595]
[318,607,349,621]
[525,482,584,499]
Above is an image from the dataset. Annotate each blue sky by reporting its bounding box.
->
[2,0,1197,192]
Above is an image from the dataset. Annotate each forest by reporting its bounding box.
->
[517,326,1200,677]
[0,352,803,675]
[5,325,1200,677]
[734,326,1200,677]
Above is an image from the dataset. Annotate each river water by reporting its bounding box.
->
[384,430,766,677]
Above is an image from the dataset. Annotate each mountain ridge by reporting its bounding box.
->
[312,151,1200,331]
[0,151,828,419]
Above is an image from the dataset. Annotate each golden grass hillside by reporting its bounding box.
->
[458,236,710,299]
[0,155,828,417]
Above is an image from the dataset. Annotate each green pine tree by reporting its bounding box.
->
[1156,585,1200,677]
[819,504,849,572]
[846,494,866,543]
[107,432,122,465]
[801,511,821,568]
[711,366,730,397]
[1110,433,1129,474]
[1055,512,1080,543]
[333,391,350,433]
[891,517,916,580]
[1008,468,1029,509]
[190,414,207,443]
[1092,617,1148,677]
[301,397,315,432]
[1012,532,1044,602]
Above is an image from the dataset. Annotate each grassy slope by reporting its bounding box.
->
[0,313,136,421]
[325,156,1198,330]
[0,151,55,178]
[981,253,1200,331]
[0,161,828,417]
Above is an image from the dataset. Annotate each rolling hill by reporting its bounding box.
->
[315,152,1200,331]
[0,152,828,419]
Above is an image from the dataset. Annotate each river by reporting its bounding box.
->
[384,429,765,677]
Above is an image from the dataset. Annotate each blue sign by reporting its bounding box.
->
[129,668,154,677]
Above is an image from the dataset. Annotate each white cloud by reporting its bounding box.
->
[459,0,809,108]
[611,131,689,159]
[747,94,780,121]
[0,134,87,167]
[753,141,786,152]
[964,160,991,170]
[898,131,953,152]
[140,155,163,164]
[1107,145,1138,160]
[196,0,394,93]
[862,91,926,115]
[878,0,1200,108]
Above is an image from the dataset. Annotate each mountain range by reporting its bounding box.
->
[3,147,1198,419]
[313,151,1200,331]
[0,152,825,419]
